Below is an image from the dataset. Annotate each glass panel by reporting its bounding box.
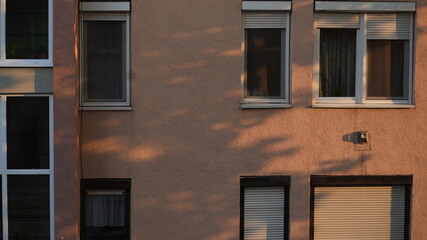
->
[245,29,283,98]
[7,97,50,169]
[319,29,356,97]
[367,40,409,99]
[84,191,126,240]
[83,20,126,102]
[8,175,50,240]
[6,0,49,59]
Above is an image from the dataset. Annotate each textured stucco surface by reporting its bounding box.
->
[81,0,427,239]
[54,0,80,239]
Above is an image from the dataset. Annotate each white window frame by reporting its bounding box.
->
[241,1,291,109]
[0,0,53,67]
[313,2,415,108]
[0,94,54,240]
[79,12,131,109]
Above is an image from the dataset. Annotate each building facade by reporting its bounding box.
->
[1,0,426,239]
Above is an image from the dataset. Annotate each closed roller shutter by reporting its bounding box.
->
[244,12,288,29]
[367,13,411,39]
[313,186,406,240]
[244,187,285,240]
[316,13,360,28]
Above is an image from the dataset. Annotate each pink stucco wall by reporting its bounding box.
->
[80,0,427,239]
[54,0,80,239]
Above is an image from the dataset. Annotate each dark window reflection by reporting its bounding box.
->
[6,0,49,59]
[8,175,50,240]
[246,29,283,98]
[7,97,50,169]
[83,21,126,101]
[367,40,408,99]
[319,29,356,97]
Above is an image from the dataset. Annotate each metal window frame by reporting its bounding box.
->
[79,12,131,108]
[0,0,53,67]
[313,10,414,108]
[241,6,292,109]
[0,95,54,240]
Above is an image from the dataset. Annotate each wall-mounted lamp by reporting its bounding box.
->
[356,131,369,144]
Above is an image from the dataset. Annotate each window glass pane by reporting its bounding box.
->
[83,20,126,102]
[6,0,48,59]
[246,29,283,98]
[367,40,409,99]
[7,97,50,169]
[84,191,126,240]
[319,29,356,97]
[8,175,50,240]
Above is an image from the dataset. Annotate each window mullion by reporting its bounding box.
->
[281,28,286,99]
[0,96,7,240]
[48,0,53,62]
[0,0,6,61]
[313,26,320,101]
[408,13,414,104]
[0,96,5,171]
[2,174,7,240]
[359,13,367,104]
[284,12,290,101]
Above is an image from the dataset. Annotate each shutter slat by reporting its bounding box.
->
[244,187,285,240]
[244,12,287,29]
[367,13,411,39]
[317,13,360,28]
[313,186,406,240]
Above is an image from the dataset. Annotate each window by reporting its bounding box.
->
[310,175,412,240]
[0,0,52,66]
[0,96,53,239]
[240,176,290,240]
[80,1,130,109]
[241,1,291,109]
[81,179,131,240]
[314,2,415,108]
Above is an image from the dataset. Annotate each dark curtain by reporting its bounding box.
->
[246,29,282,97]
[319,29,356,97]
[83,21,126,101]
[367,40,407,99]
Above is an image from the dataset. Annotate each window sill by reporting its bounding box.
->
[312,104,415,109]
[79,106,133,111]
[240,103,292,109]
[0,60,53,67]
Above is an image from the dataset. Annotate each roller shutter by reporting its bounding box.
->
[367,13,411,39]
[244,187,285,240]
[313,186,406,240]
[244,12,288,29]
[316,13,360,28]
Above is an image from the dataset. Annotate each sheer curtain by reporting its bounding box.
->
[85,193,125,227]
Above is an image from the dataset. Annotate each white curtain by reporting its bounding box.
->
[85,194,125,227]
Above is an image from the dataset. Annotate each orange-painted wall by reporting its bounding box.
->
[54,0,80,239]
[79,0,427,239]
